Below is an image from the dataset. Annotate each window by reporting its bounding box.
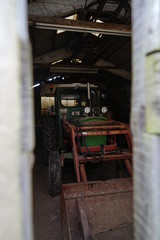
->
[60,88,97,107]
[41,97,55,115]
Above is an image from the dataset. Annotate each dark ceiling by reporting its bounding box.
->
[28,0,131,92]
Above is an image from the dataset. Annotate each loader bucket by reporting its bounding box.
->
[61,178,133,240]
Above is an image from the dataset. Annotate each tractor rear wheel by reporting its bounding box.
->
[49,151,61,196]
[43,116,56,165]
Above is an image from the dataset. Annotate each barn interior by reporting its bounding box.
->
[28,1,132,240]
[29,0,131,124]
[28,0,131,240]
[2,1,160,240]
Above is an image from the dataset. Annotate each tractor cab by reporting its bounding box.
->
[54,83,107,119]
[54,83,108,149]
[41,83,108,150]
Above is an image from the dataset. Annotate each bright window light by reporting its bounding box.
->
[70,58,82,63]
[52,59,63,65]
[65,14,77,20]
[96,19,104,23]
[57,29,66,34]
[57,29,67,34]
[75,58,82,63]
[30,83,40,89]
[91,32,99,37]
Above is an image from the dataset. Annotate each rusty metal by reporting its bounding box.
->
[77,129,130,136]
[79,153,132,162]
[125,159,133,177]
[79,164,87,182]
[61,178,133,240]
[77,198,94,240]
[62,119,132,181]
[77,144,118,153]
[71,127,81,182]
[61,119,133,239]
[63,119,129,130]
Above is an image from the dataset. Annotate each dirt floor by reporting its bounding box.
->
[32,142,118,240]
[33,133,133,240]
[33,140,63,240]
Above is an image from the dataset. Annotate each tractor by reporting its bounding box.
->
[42,83,132,195]
[42,82,133,239]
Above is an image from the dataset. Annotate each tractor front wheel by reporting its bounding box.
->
[49,151,61,196]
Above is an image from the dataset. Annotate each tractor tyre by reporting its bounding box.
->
[43,116,56,165]
[49,151,61,196]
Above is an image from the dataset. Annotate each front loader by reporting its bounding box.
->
[42,83,133,239]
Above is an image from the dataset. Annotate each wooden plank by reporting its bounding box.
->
[29,15,131,36]
[49,63,130,77]
[50,65,99,74]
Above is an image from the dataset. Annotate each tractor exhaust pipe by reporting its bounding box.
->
[87,83,92,115]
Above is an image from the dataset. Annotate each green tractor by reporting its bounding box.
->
[41,83,132,196]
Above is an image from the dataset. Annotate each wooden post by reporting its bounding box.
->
[132,0,160,239]
[0,2,34,240]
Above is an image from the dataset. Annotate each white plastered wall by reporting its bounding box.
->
[0,2,34,240]
[132,1,160,239]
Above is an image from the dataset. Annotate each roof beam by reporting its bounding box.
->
[92,0,106,21]
[29,15,131,37]
[110,0,129,22]
[95,59,131,80]
[49,63,128,75]
[50,65,99,74]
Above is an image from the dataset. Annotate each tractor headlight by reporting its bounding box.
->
[84,107,91,114]
[101,106,108,114]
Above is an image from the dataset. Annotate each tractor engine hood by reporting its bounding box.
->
[69,116,107,127]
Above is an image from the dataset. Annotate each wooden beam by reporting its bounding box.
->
[110,0,129,22]
[49,63,129,76]
[29,15,131,37]
[50,65,99,74]
[95,59,131,80]
[92,0,106,21]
